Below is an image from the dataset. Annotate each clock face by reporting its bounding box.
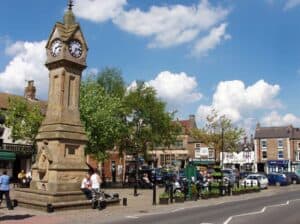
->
[50,39,62,57]
[69,40,82,58]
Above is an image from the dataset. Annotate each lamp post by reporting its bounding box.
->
[152,156,157,205]
[134,118,143,197]
[221,126,224,169]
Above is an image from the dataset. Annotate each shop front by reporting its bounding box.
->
[0,151,16,176]
[267,160,289,173]
[221,151,255,172]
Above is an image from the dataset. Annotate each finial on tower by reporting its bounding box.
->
[68,0,74,11]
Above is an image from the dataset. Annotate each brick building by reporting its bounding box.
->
[0,81,46,179]
[254,124,300,173]
[152,115,200,168]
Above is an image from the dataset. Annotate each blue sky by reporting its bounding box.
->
[1,0,300,133]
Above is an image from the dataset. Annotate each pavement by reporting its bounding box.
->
[0,185,300,224]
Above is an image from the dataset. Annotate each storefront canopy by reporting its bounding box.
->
[0,151,16,160]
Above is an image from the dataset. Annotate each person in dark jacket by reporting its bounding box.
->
[0,170,13,210]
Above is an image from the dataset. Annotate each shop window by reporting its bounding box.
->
[208,149,214,159]
[261,140,267,149]
[262,151,267,159]
[277,139,283,149]
[278,150,284,159]
[0,161,10,169]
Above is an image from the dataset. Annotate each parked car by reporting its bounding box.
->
[267,173,290,186]
[242,173,269,189]
[239,171,253,180]
[283,172,300,184]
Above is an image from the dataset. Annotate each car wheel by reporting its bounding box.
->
[276,182,280,187]
[292,180,297,184]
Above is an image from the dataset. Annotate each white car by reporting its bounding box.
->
[241,174,268,189]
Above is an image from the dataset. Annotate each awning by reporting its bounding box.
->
[0,151,16,160]
[191,160,215,166]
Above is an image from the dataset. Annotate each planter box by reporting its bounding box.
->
[174,197,185,203]
[232,191,240,195]
[159,198,169,205]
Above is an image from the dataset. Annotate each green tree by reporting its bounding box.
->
[5,97,43,144]
[121,82,181,159]
[79,78,127,161]
[97,67,126,98]
[192,110,244,160]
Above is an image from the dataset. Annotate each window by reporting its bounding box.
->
[297,151,300,161]
[174,140,183,148]
[277,139,283,149]
[208,149,214,159]
[195,143,201,148]
[298,142,300,149]
[262,151,267,159]
[278,150,284,159]
[261,140,267,149]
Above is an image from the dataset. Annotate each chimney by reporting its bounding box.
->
[24,80,36,100]
[256,122,260,129]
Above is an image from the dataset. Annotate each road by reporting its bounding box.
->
[104,189,300,224]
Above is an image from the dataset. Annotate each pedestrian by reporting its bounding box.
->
[0,170,13,210]
[81,173,92,199]
[91,171,101,190]
[18,170,27,187]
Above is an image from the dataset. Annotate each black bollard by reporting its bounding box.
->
[170,183,173,203]
[123,197,127,206]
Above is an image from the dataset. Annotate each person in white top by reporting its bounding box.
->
[81,173,92,199]
[90,171,102,202]
[90,171,101,191]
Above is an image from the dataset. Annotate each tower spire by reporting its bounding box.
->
[64,0,76,25]
[68,0,74,11]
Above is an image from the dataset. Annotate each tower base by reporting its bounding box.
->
[14,188,91,212]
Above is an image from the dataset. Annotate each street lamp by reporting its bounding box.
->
[134,118,143,197]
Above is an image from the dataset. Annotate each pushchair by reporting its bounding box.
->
[91,189,106,210]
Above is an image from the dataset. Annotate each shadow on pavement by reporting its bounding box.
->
[0,214,34,221]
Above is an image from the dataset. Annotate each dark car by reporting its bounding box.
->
[283,172,300,184]
[267,173,290,186]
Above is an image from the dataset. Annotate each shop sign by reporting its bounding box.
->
[195,147,209,158]
[222,151,254,164]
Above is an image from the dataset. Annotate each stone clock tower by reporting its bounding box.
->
[15,1,90,210]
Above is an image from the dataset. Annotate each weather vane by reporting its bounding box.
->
[68,0,74,10]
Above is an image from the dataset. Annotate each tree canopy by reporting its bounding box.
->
[79,78,127,161]
[5,97,43,144]
[192,110,245,158]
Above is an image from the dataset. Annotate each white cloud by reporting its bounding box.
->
[74,0,127,23]
[261,111,300,126]
[114,0,229,48]
[192,23,231,57]
[148,71,202,106]
[284,0,300,10]
[0,40,48,99]
[197,80,281,123]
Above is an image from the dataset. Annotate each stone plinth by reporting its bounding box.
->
[14,188,90,211]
